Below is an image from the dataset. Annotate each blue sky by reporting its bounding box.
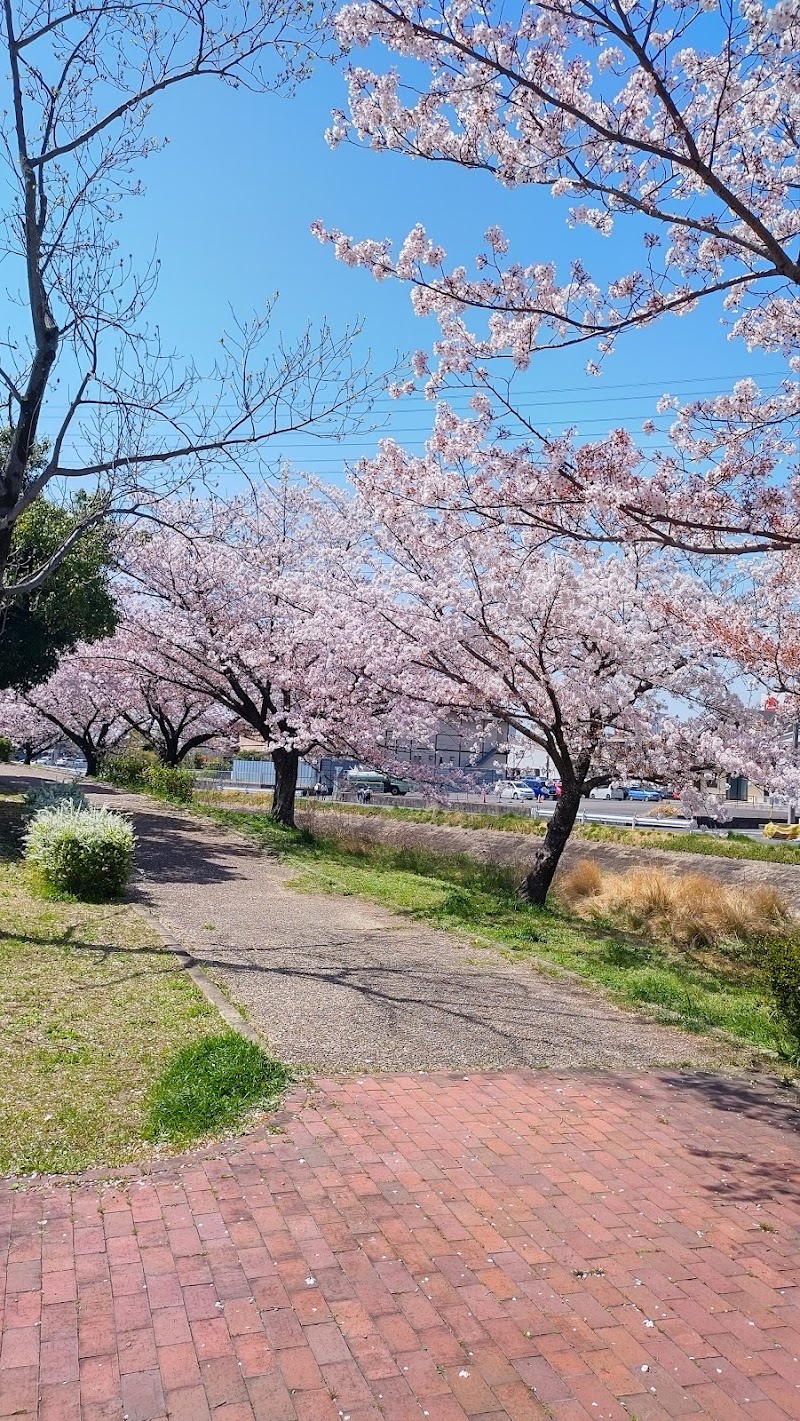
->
[33,51,785,484]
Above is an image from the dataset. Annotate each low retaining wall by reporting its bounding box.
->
[296,806,800,904]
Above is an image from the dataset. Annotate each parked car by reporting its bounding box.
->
[625,785,663,801]
[345,768,410,796]
[496,782,537,801]
[588,785,627,800]
[522,777,557,799]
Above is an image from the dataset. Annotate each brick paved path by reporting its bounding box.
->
[2,1070,800,1421]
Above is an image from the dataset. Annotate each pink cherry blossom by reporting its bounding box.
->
[18,648,129,776]
[317,0,800,552]
[116,482,426,824]
[335,448,787,900]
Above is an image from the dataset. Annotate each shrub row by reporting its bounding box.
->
[99,752,193,803]
[143,762,194,803]
[99,750,151,787]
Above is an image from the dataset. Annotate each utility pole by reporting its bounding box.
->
[790,719,799,825]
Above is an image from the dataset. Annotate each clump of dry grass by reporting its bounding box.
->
[557,858,794,947]
[559,857,603,900]
[641,800,689,820]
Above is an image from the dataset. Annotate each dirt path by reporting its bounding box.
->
[51,778,751,1073]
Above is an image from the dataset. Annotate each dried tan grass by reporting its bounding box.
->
[642,800,685,819]
[556,858,793,948]
[558,858,604,903]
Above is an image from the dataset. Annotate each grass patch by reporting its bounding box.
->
[0,795,289,1174]
[198,805,789,1059]
[199,788,275,810]
[575,823,800,865]
[196,791,800,867]
[145,1034,291,1147]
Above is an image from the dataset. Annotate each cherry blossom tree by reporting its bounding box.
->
[685,551,800,801]
[316,0,800,554]
[20,646,129,774]
[122,680,238,768]
[0,694,57,762]
[341,454,779,902]
[86,619,239,765]
[118,485,402,825]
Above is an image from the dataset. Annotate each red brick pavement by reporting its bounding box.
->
[1,1070,800,1421]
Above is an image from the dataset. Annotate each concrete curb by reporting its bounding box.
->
[132,899,265,1048]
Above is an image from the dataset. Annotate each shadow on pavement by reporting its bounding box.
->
[180,937,716,1068]
[126,809,261,885]
[659,1069,800,1132]
[603,1071,800,1206]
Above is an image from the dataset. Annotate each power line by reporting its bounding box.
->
[21,368,794,420]
[40,415,794,454]
[204,444,762,467]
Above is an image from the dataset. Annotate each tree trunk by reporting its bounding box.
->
[158,734,181,767]
[173,733,215,766]
[522,772,586,906]
[23,743,32,764]
[83,745,98,777]
[270,747,299,828]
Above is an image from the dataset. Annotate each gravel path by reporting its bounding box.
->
[57,780,751,1074]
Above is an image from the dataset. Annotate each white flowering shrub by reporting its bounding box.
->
[23,779,88,814]
[25,805,135,897]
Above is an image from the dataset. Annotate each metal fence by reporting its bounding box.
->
[228,757,317,789]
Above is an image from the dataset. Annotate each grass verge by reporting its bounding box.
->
[199,806,791,1061]
[145,1034,292,1148]
[0,793,289,1174]
[196,791,800,867]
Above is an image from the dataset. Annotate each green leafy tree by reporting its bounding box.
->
[0,495,117,691]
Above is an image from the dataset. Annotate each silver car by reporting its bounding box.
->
[496,782,537,801]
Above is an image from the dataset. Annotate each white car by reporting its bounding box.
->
[496,782,536,801]
[589,785,627,800]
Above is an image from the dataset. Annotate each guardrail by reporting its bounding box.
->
[195,781,744,836]
[529,803,697,832]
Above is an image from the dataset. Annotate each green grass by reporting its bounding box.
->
[145,1034,292,1147]
[0,792,289,1174]
[197,791,800,867]
[199,805,790,1059]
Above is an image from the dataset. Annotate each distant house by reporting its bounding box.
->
[381,721,508,779]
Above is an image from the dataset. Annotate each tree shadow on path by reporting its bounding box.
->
[600,1071,800,1207]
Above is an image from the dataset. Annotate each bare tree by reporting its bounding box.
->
[0,0,375,600]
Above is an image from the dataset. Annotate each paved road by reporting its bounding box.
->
[3,1070,799,1421]
[72,780,746,1074]
[307,791,783,833]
